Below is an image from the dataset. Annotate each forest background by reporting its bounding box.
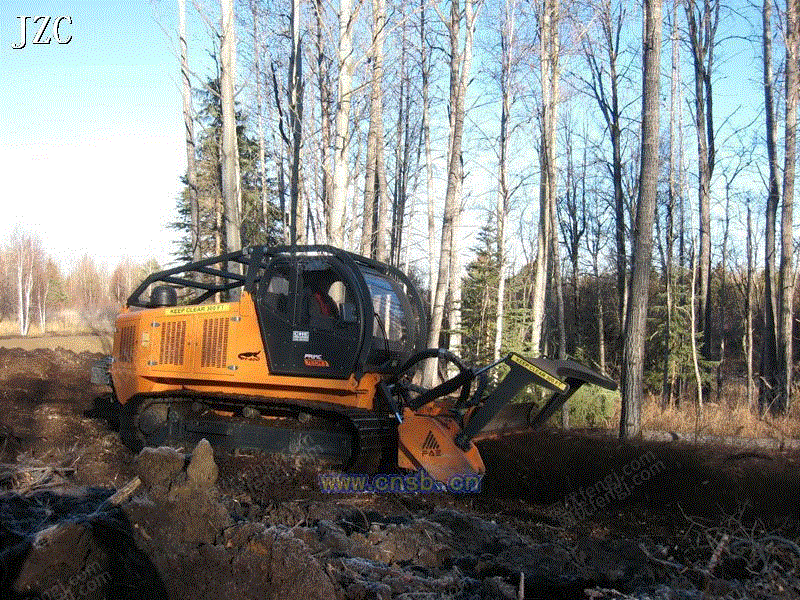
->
[2,0,798,439]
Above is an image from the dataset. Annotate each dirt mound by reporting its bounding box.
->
[0,488,167,599]
[129,441,336,600]
[126,440,742,600]
[478,428,800,523]
[0,347,102,404]
[1,346,799,599]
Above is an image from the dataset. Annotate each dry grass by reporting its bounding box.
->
[0,310,114,338]
[0,322,49,337]
[642,399,800,439]
[613,388,800,440]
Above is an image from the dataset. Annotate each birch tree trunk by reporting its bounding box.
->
[330,0,359,248]
[17,255,26,336]
[220,0,241,259]
[530,0,559,358]
[424,0,478,386]
[777,0,798,414]
[14,232,34,336]
[420,0,437,307]
[685,0,718,363]
[180,0,200,262]
[37,278,49,332]
[620,0,662,439]
[759,0,780,414]
[289,0,304,245]
[494,0,516,362]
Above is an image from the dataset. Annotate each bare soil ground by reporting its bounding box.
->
[0,333,114,354]
[0,341,798,599]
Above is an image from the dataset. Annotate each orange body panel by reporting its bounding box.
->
[110,292,379,411]
[110,290,488,484]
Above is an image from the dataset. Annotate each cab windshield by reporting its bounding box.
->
[362,269,414,365]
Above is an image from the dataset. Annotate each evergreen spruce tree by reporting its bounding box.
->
[461,222,499,364]
[173,78,281,263]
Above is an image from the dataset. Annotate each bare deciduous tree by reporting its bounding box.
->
[362,0,389,260]
[530,0,560,357]
[220,0,242,258]
[581,0,630,343]
[250,1,274,239]
[330,0,363,248]
[685,0,719,364]
[759,0,780,413]
[777,0,799,413]
[494,0,519,362]
[34,257,58,332]
[558,120,586,357]
[288,0,304,245]
[419,0,437,307]
[620,0,662,439]
[11,230,37,336]
[424,0,479,386]
[179,0,200,262]
[313,0,334,236]
[662,0,680,408]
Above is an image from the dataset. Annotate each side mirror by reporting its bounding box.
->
[341,302,357,323]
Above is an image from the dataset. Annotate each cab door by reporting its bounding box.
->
[256,257,362,379]
[255,259,296,375]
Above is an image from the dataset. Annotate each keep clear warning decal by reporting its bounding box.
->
[165,304,230,316]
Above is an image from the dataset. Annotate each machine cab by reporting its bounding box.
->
[250,246,426,379]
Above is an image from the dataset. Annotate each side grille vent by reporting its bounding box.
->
[159,320,187,366]
[201,317,230,368]
[119,325,136,363]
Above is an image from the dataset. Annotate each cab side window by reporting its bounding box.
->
[300,269,344,324]
[364,272,407,352]
[263,270,290,317]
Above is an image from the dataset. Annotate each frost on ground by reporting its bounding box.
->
[0,347,798,600]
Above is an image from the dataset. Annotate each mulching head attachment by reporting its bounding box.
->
[390,351,616,485]
[467,353,618,442]
[393,351,617,446]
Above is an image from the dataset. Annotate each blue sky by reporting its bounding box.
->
[0,0,777,276]
[1,1,188,270]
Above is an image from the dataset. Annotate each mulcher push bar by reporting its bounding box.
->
[452,353,617,450]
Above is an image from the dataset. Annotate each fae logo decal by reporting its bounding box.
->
[421,431,441,457]
[238,351,261,361]
[303,354,330,367]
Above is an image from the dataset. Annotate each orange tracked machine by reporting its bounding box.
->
[93,246,616,485]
